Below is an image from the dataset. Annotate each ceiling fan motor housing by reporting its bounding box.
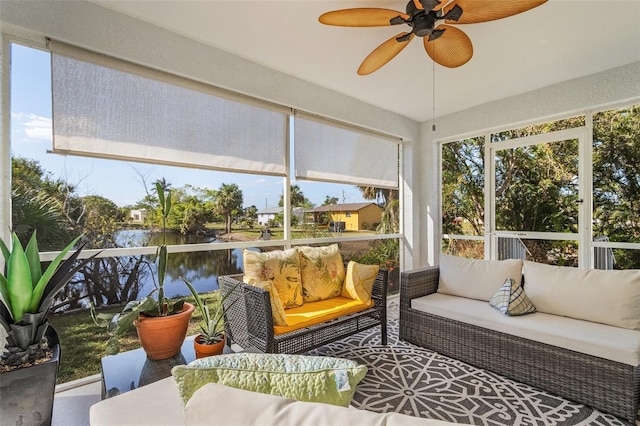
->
[405,0,437,37]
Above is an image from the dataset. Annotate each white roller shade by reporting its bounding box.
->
[294,113,400,189]
[49,41,287,175]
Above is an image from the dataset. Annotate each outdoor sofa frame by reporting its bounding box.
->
[219,269,388,354]
[399,266,640,422]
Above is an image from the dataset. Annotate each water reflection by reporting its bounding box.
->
[55,230,245,311]
[117,229,244,297]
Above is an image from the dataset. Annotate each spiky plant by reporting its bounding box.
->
[91,183,184,355]
[181,278,239,345]
[0,232,95,367]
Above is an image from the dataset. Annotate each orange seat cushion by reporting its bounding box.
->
[274,297,373,335]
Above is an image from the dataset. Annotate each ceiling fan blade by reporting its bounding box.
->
[424,25,472,68]
[358,32,415,75]
[319,9,409,27]
[443,0,548,24]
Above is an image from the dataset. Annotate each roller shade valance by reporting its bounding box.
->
[49,40,288,175]
[294,113,400,189]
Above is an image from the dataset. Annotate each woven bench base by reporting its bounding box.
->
[400,307,640,422]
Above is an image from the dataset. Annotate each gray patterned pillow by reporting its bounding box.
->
[489,278,536,316]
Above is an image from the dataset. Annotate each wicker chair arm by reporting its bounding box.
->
[371,268,389,309]
[400,266,440,310]
[218,274,274,352]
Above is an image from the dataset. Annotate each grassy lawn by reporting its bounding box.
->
[47,230,382,384]
[49,292,219,384]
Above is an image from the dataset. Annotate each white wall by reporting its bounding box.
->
[0,0,422,266]
[418,61,640,267]
[2,0,639,271]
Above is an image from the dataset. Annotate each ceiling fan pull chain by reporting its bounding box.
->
[432,60,437,132]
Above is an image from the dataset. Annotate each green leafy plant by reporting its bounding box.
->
[91,183,184,354]
[0,231,96,367]
[181,278,238,345]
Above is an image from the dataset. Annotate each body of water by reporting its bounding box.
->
[55,230,249,311]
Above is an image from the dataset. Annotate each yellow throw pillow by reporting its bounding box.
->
[298,244,346,303]
[243,248,303,308]
[245,280,288,326]
[341,261,379,304]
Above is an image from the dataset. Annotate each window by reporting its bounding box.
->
[8,42,403,383]
[440,108,640,269]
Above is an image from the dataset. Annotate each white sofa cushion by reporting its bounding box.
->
[523,261,640,330]
[438,254,523,302]
[90,376,467,426]
[90,377,185,426]
[411,293,640,366]
[185,382,465,426]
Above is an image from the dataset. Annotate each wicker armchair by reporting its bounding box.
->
[219,268,388,354]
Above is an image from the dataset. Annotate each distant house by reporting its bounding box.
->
[257,207,282,226]
[311,203,383,231]
[257,206,304,226]
[130,208,147,223]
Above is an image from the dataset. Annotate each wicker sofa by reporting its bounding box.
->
[399,255,640,422]
[219,246,388,354]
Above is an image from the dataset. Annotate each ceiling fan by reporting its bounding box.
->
[319,0,548,75]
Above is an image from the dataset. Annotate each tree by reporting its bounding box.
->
[322,196,339,206]
[438,113,640,266]
[278,184,313,208]
[357,186,399,233]
[10,156,74,250]
[441,138,485,236]
[592,105,640,268]
[243,205,258,229]
[214,183,243,234]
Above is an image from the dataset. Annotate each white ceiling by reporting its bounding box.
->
[93,0,640,122]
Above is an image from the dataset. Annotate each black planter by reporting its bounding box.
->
[0,326,60,426]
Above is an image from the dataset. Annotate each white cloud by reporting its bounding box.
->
[12,112,52,141]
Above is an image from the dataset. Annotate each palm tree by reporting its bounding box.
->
[153,178,172,193]
[357,186,399,233]
[214,183,243,234]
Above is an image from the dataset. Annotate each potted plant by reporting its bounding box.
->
[0,231,95,426]
[181,278,238,359]
[93,183,194,360]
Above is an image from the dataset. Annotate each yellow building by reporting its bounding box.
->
[311,203,383,231]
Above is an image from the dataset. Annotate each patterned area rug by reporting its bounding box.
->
[309,302,637,426]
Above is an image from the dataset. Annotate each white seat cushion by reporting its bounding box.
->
[411,293,640,366]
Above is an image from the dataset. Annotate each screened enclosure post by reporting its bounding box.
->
[0,35,11,245]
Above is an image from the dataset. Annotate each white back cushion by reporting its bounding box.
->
[523,261,640,330]
[438,254,523,301]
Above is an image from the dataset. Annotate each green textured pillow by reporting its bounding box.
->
[171,353,367,407]
[489,278,537,316]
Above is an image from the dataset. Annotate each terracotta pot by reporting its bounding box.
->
[135,302,195,360]
[194,334,226,359]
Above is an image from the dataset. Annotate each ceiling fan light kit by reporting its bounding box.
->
[319,0,548,75]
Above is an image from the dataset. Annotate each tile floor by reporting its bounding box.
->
[52,376,102,426]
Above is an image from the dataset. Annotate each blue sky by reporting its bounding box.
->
[10,43,366,209]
